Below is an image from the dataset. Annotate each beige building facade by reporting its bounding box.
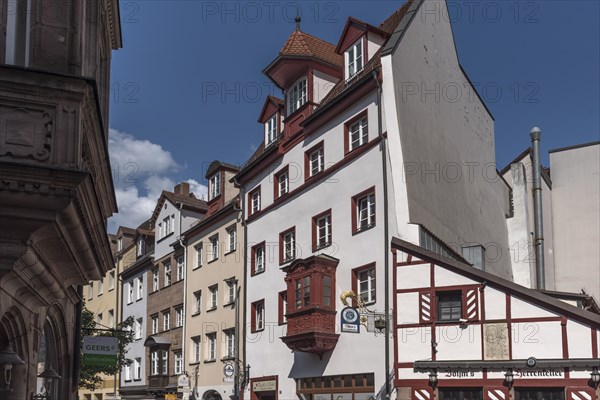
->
[184,161,244,400]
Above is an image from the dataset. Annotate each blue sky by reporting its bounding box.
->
[107,0,599,231]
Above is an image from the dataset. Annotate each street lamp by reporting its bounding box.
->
[504,369,514,389]
[591,367,600,388]
[0,346,25,391]
[32,366,61,400]
[428,371,438,389]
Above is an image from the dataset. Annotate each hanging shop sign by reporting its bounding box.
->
[82,336,118,368]
[341,307,360,333]
[253,380,277,392]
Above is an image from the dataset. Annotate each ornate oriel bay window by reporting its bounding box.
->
[281,255,340,357]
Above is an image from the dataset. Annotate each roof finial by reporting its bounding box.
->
[295,12,301,31]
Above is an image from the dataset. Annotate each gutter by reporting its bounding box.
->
[177,202,188,375]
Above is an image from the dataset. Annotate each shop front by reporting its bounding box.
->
[250,376,278,400]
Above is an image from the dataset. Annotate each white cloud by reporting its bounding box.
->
[107,129,207,233]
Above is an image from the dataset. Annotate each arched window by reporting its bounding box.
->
[36,318,62,399]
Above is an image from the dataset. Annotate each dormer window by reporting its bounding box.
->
[117,237,123,251]
[209,173,221,200]
[345,38,364,79]
[265,114,278,146]
[137,238,144,257]
[287,77,307,115]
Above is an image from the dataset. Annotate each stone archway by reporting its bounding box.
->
[0,307,28,400]
[203,389,223,400]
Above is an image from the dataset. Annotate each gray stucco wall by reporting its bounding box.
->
[121,267,148,388]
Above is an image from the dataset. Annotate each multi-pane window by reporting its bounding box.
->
[209,285,218,310]
[252,300,265,332]
[163,311,171,331]
[226,280,237,304]
[210,235,219,261]
[134,318,143,340]
[118,238,123,251]
[137,238,144,256]
[162,214,174,237]
[158,222,163,239]
[295,276,311,310]
[355,191,375,232]
[193,291,202,314]
[439,388,484,400]
[227,227,237,252]
[153,269,159,291]
[309,147,324,177]
[108,271,115,290]
[177,256,184,280]
[175,306,184,327]
[281,229,296,263]
[287,77,307,115]
[137,276,143,300]
[192,336,201,363]
[250,188,261,215]
[164,263,171,286]
[253,243,265,274]
[207,333,217,361]
[265,114,278,146]
[174,352,183,375]
[151,351,159,375]
[349,117,368,151]
[314,212,332,249]
[514,388,564,400]
[278,290,288,325]
[357,266,376,305]
[209,173,221,200]
[225,329,235,358]
[195,244,203,268]
[437,291,462,322]
[346,38,364,79]
[161,350,168,375]
[151,315,158,334]
[134,358,141,380]
[277,169,289,198]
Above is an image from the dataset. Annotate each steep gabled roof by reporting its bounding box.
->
[150,190,207,226]
[205,160,241,179]
[258,96,284,123]
[279,30,343,68]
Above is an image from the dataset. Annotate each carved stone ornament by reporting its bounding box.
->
[0,105,53,161]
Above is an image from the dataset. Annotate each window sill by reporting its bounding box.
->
[191,312,201,317]
[313,243,331,252]
[157,232,174,244]
[204,359,216,364]
[133,379,142,382]
[224,249,236,256]
[352,224,375,236]
[251,327,265,334]
[279,258,295,267]
[136,298,143,302]
[224,301,236,308]
[207,258,219,265]
[221,356,235,362]
[189,361,201,366]
[251,268,265,277]
[124,379,132,383]
[193,266,203,271]
[207,307,217,312]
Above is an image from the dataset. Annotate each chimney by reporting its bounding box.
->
[530,127,545,290]
[174,182,190,196]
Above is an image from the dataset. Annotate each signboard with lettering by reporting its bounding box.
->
[165,394,177,400]
[82,336,118,368]
[515,369,564,378]
[341,307,360,333]
[253,380,277,392]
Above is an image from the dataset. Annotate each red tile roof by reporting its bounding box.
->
[280,30,343,68]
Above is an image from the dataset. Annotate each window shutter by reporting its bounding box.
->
[419,292,433,323]
[485,388,509,400]
[412,388,434,400]
[567,388,595,400]
[464,288,479,321]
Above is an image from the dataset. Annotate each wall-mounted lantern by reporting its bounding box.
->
[0,346,25,391]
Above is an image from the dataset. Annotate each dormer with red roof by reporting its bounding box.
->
[335,17,391,81]
[258,96,284,148]
[263,17,343,140]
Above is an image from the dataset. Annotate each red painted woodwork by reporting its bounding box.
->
[280,255,340,357]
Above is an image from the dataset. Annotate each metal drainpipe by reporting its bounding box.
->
[232,182,246,400]
[372,69,391,400]
[177,202,188,379]
[114,255,120,399]
[530,127,545,290]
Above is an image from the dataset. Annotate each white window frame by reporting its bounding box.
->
[357,266,376,305]
[207,333,217,361]
[137,238,144,256]
[151,351,159,375]
[134,318,143,340]
[177,256,185,280]
[227,227,237,252]
[255,245,265,273]
[195,243,203,268]
[209,173,221,200]
[345,38,364,79]
[192,337,201,363]
[357,193,375,230]
[127,282,133,304]
[349,117,368,151]
[124,362,132,381]
[251,189,261,214]
[175,306,184,327]
[225,329,235,358]
[287,77,307,115]
[98,278,104,296]
[209,285,218,310]
[309,147,324,177]
[152,269,159,291]
[194,290,202,314]
[108,309,114,327]
[151,316,158,335]
[278,170,289,197]
[161,350,168,375]
[88,282,93,300]
[256,302,265,331]
[283,231,295,262]
[163,311,170,331]
[265,114,278,146]
[174,352,183,375]
[134,358,141,380]
[164,263,171,286]
[210,235,219,261]
[137,276,143,300]
[226,281,237,304]
[108,271,115,290]
[317,214,332,248]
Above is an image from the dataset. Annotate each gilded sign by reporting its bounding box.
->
[253,380,277,392]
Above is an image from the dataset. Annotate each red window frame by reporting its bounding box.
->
[344,110,369,155]
[273,165,290,201]
[351,262,376,306]
[304,140,325,182]
[279,226,296,265]
[311,209,332,251]
[250,241,266,276]
[351,186,376,234]
[251,299,265,333]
